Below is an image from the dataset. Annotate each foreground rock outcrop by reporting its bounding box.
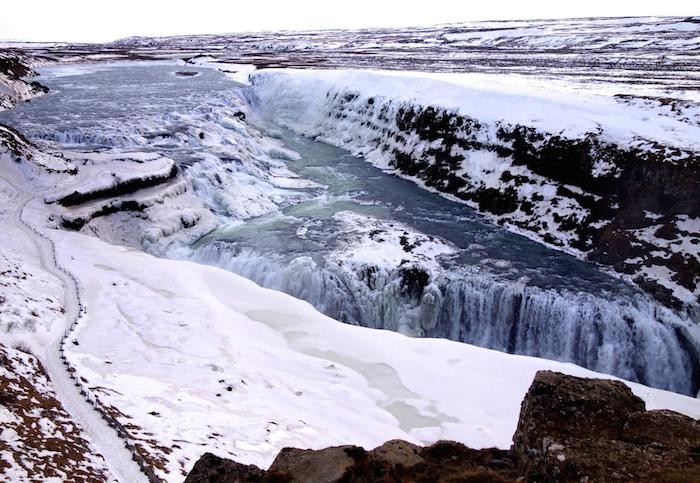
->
[513,371,700,482]
[185,371,700,482]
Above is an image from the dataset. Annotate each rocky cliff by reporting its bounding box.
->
[0,52,47,111]
[249,68,700,322]
[184,371,700,482]
[323,90,700,319]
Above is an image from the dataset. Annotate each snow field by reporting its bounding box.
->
[55,229,700,481]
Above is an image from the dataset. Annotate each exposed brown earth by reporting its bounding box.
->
[0,343,110,481]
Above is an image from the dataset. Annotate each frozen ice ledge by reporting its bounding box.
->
[247,69,700,321]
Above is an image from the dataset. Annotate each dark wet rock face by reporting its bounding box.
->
[0,53,48,109]
[185,371,700,483]
[0,55,31,80]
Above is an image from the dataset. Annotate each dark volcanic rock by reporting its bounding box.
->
[0,54,49,107]
[621,409,700,450]
[185,441,519,482]
[184,452,269,482]
[186,371,699,483]
[512,370,646,446]
[268,446,356,482]
[513,371,700,482]
[0,55,31,79]
[367,439,423,467]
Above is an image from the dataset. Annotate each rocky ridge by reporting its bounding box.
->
[185,371,700,483]
[0,52,47,110]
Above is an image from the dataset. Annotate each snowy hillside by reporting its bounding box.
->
[0,344,110,480]
[108,16,700,76]
[50,226,700,480]
[0,53,47,110]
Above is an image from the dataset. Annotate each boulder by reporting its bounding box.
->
[513,371,700,482]
[367,439,423,467]
[512,370,646,450]
[267,446,356,483]
[184,452,267,483]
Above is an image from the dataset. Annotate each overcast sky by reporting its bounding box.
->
[1,0,697,42]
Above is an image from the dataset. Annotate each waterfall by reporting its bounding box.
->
[185,241,695,395]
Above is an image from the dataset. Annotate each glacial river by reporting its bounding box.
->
[0,62,694,394]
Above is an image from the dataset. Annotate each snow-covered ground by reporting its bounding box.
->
[0,165,65,353]
[54,227,700,480]
[0,344,111,481]
[186,55,257,85]
[104,17,700,85]
[0,154,148,481]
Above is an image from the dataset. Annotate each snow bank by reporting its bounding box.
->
[55,229,700,481]
[0,175,65,352]
[249,69,700,153]
[187,56,257,85]
[44,153,177,206]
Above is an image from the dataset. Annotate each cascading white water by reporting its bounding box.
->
[33,130,147,148]
[242,69,699,396]
[188,242,694,395]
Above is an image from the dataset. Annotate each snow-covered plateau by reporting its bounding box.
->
[0,15,699,481]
